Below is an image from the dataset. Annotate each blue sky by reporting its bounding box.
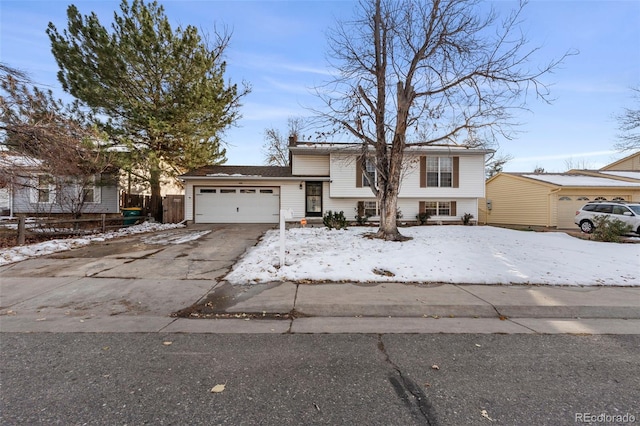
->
[1,0,639,172]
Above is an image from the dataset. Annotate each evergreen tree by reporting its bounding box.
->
[47,0,249,220]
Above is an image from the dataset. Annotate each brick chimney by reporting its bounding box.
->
[288,135,297,169]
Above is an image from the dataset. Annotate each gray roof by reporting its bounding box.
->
[181,165,293,178]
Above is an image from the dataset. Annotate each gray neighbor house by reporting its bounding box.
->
[0,153,120,217]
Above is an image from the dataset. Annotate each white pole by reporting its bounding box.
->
[279,209,293,267]
[279,210,285,267]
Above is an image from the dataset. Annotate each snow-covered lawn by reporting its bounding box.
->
[2,223,637,286]
[225,226,640,286]
[0,222,185,266]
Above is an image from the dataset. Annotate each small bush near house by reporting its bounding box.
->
[354,210,370,225]
[323,210,348,230]
[416,212,430,225]
[396,209,403,220]
[461,213,474,225]
[592,216,633,243]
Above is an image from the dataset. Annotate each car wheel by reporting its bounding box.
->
[580,220,594,234]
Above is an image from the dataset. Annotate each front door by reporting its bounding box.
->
[305,181,322,217]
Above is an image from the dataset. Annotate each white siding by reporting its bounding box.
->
[292,155,330,176]
[330,153,378,198]
[329,152,486,199]
[323,197,478,223]
[400,154,486,197]
[280,183,305,220]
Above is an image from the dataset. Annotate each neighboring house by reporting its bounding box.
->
[0,153,120,216]
[180,141,492,224]
[482,151,640,229]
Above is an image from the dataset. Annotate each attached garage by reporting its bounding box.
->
[556,196,592,229]
[485,171,640,229]
[194,186,280,223]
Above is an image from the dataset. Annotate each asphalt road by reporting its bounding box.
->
[1,333,638,425]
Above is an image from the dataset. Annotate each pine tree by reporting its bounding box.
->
[47,0,249,220]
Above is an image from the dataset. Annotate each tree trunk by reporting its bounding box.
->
[376,187,400,240]
[375,81,412,242]
[149,163,163,223]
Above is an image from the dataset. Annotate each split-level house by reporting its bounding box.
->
[180,141,492,225]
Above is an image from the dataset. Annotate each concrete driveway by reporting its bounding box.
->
[0,224,274,330]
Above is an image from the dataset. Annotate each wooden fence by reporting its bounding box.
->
[121,192,184,224]
[13,214,147,246]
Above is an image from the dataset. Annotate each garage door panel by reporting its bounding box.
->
[195,187,279,223]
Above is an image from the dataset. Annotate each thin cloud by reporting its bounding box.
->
[511,150,618,163]
[231,51,334,76]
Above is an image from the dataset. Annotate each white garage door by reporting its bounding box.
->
[557,195,629,229]
[557,197,588,229]
[195,187,280,223]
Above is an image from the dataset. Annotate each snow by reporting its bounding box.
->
[2,223,638,287]
[0,222,187,266]
[600,171,640,181]
[0,154,42,168]
[225,226,640,286]
[522,174,640,187]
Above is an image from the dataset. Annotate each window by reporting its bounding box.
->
[83,187,96,203]
[81,175,100,203]
[577,196,590,201]
[612,206,629,215]
[594,196,607,201]
[595,204,612,213]
[421,201,456,217]
[612,197,626,201]
[438,201,451,216]
[260,189,273,194]
[424,201,437,217]
[559,196,572,201]
[363,201,379,217]
[220,189,236,193]
[362,159,377,187]
[201,189,216,194]
[427,157,453,187]
[240,189,256,193]
[425,201,452,216]
[36,175,55,203]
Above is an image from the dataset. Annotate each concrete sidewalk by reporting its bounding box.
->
[1,223,639,335]
[2,280,639,335]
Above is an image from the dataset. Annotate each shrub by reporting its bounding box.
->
[354,210,370,225]
[323,210,348,230]
[592,215,632,243]
[416,212,430,225]
[461,213,474,226]
[396,209,403,220]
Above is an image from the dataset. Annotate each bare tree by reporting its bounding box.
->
[614,87,640,151]
[486,152,513,178]
[316,0,574,240]
[262,117,305,166]
[1,64,116,218]
[564,157,594,171]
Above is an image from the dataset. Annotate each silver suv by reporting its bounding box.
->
[574,201,640,234]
